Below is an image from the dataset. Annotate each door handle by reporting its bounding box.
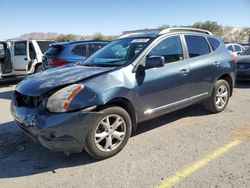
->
[180,69,189,76]
[24,57,28,60]
[213,61,220,67]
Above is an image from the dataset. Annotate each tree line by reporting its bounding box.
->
[55,21,250,42]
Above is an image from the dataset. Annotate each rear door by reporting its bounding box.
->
[184,35,215,100]
[12,41,29,71]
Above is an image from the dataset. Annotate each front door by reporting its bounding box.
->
[12,41,29,71]
[136,35,190,121]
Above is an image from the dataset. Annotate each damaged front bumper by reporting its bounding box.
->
[11,100,102,153]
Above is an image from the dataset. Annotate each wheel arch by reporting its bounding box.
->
[217,74,234,96]
[99,97,137,134]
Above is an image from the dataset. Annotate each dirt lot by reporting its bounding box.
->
[0,80,249,188]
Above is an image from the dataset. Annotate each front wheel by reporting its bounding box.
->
[203,79,230,113]
[85,106,132,159]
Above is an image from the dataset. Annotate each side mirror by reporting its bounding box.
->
[145,56,165,69]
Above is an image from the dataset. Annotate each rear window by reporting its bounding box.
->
[208,37,220,51]
[45,45,63,56]
[185,35,210,58]
[37,41,54,54]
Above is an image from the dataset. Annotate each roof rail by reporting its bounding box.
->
[159,27,213,35]
[118,33,144,39]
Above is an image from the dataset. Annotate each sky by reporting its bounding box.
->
[1,0,250,39]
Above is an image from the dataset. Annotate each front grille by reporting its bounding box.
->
[15,91,43,108]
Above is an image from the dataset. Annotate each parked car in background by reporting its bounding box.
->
[0,40,53,78]
[11,28,236,159]
[226,43,245,56]
[42,40,109,70]
[236,47,250,80]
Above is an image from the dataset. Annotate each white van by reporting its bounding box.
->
[0,40,53,78]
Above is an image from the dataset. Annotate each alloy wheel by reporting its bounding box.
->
[94,114,126,152]
[215,85,229,109]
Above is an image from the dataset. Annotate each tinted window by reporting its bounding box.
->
[234,45,241,52]
[37,41,53,54]
[208,37,220,50]
[88,43,107,56]
[45,45,63,56]
[241,47,250,55]
[29,42,36,60]
[227,45,234,52]
[14,41,27,56]
[185,35,210,58]
[72,44,87,57]
[149,35,183,63]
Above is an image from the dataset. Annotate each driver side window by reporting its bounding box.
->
[149,35,184,63]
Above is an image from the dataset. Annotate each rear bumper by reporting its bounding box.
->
[11,101,102,153]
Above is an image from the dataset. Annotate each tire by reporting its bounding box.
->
[85,106,132,159]
[203,79,230,113]
[35,64,42,73]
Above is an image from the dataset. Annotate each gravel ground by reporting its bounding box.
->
[0,81,249,188]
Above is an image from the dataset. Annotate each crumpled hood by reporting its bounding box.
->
[16,65,115,96]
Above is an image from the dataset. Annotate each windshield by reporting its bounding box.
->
[83,38,152,67]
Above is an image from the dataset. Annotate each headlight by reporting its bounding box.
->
[46,84,84,112]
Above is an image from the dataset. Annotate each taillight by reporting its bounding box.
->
[230,54,237,64]
[48,59,68,67]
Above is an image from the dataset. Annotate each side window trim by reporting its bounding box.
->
[205,37,214,52]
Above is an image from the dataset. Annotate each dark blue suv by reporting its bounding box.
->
[42,40,109,69]
[11,28,236,159]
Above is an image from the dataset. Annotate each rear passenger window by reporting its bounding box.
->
[149,35,184,63]
[234,45,241,52]
[227,45,234,52]
[208,37,220,51]
[185,35,210,58]
[72,44,87,57]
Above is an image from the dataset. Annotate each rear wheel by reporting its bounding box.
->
[85,106,132,159]
[203,79,230,113]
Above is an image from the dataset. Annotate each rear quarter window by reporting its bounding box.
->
[208,37,220,51]
[185,35,210,58]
